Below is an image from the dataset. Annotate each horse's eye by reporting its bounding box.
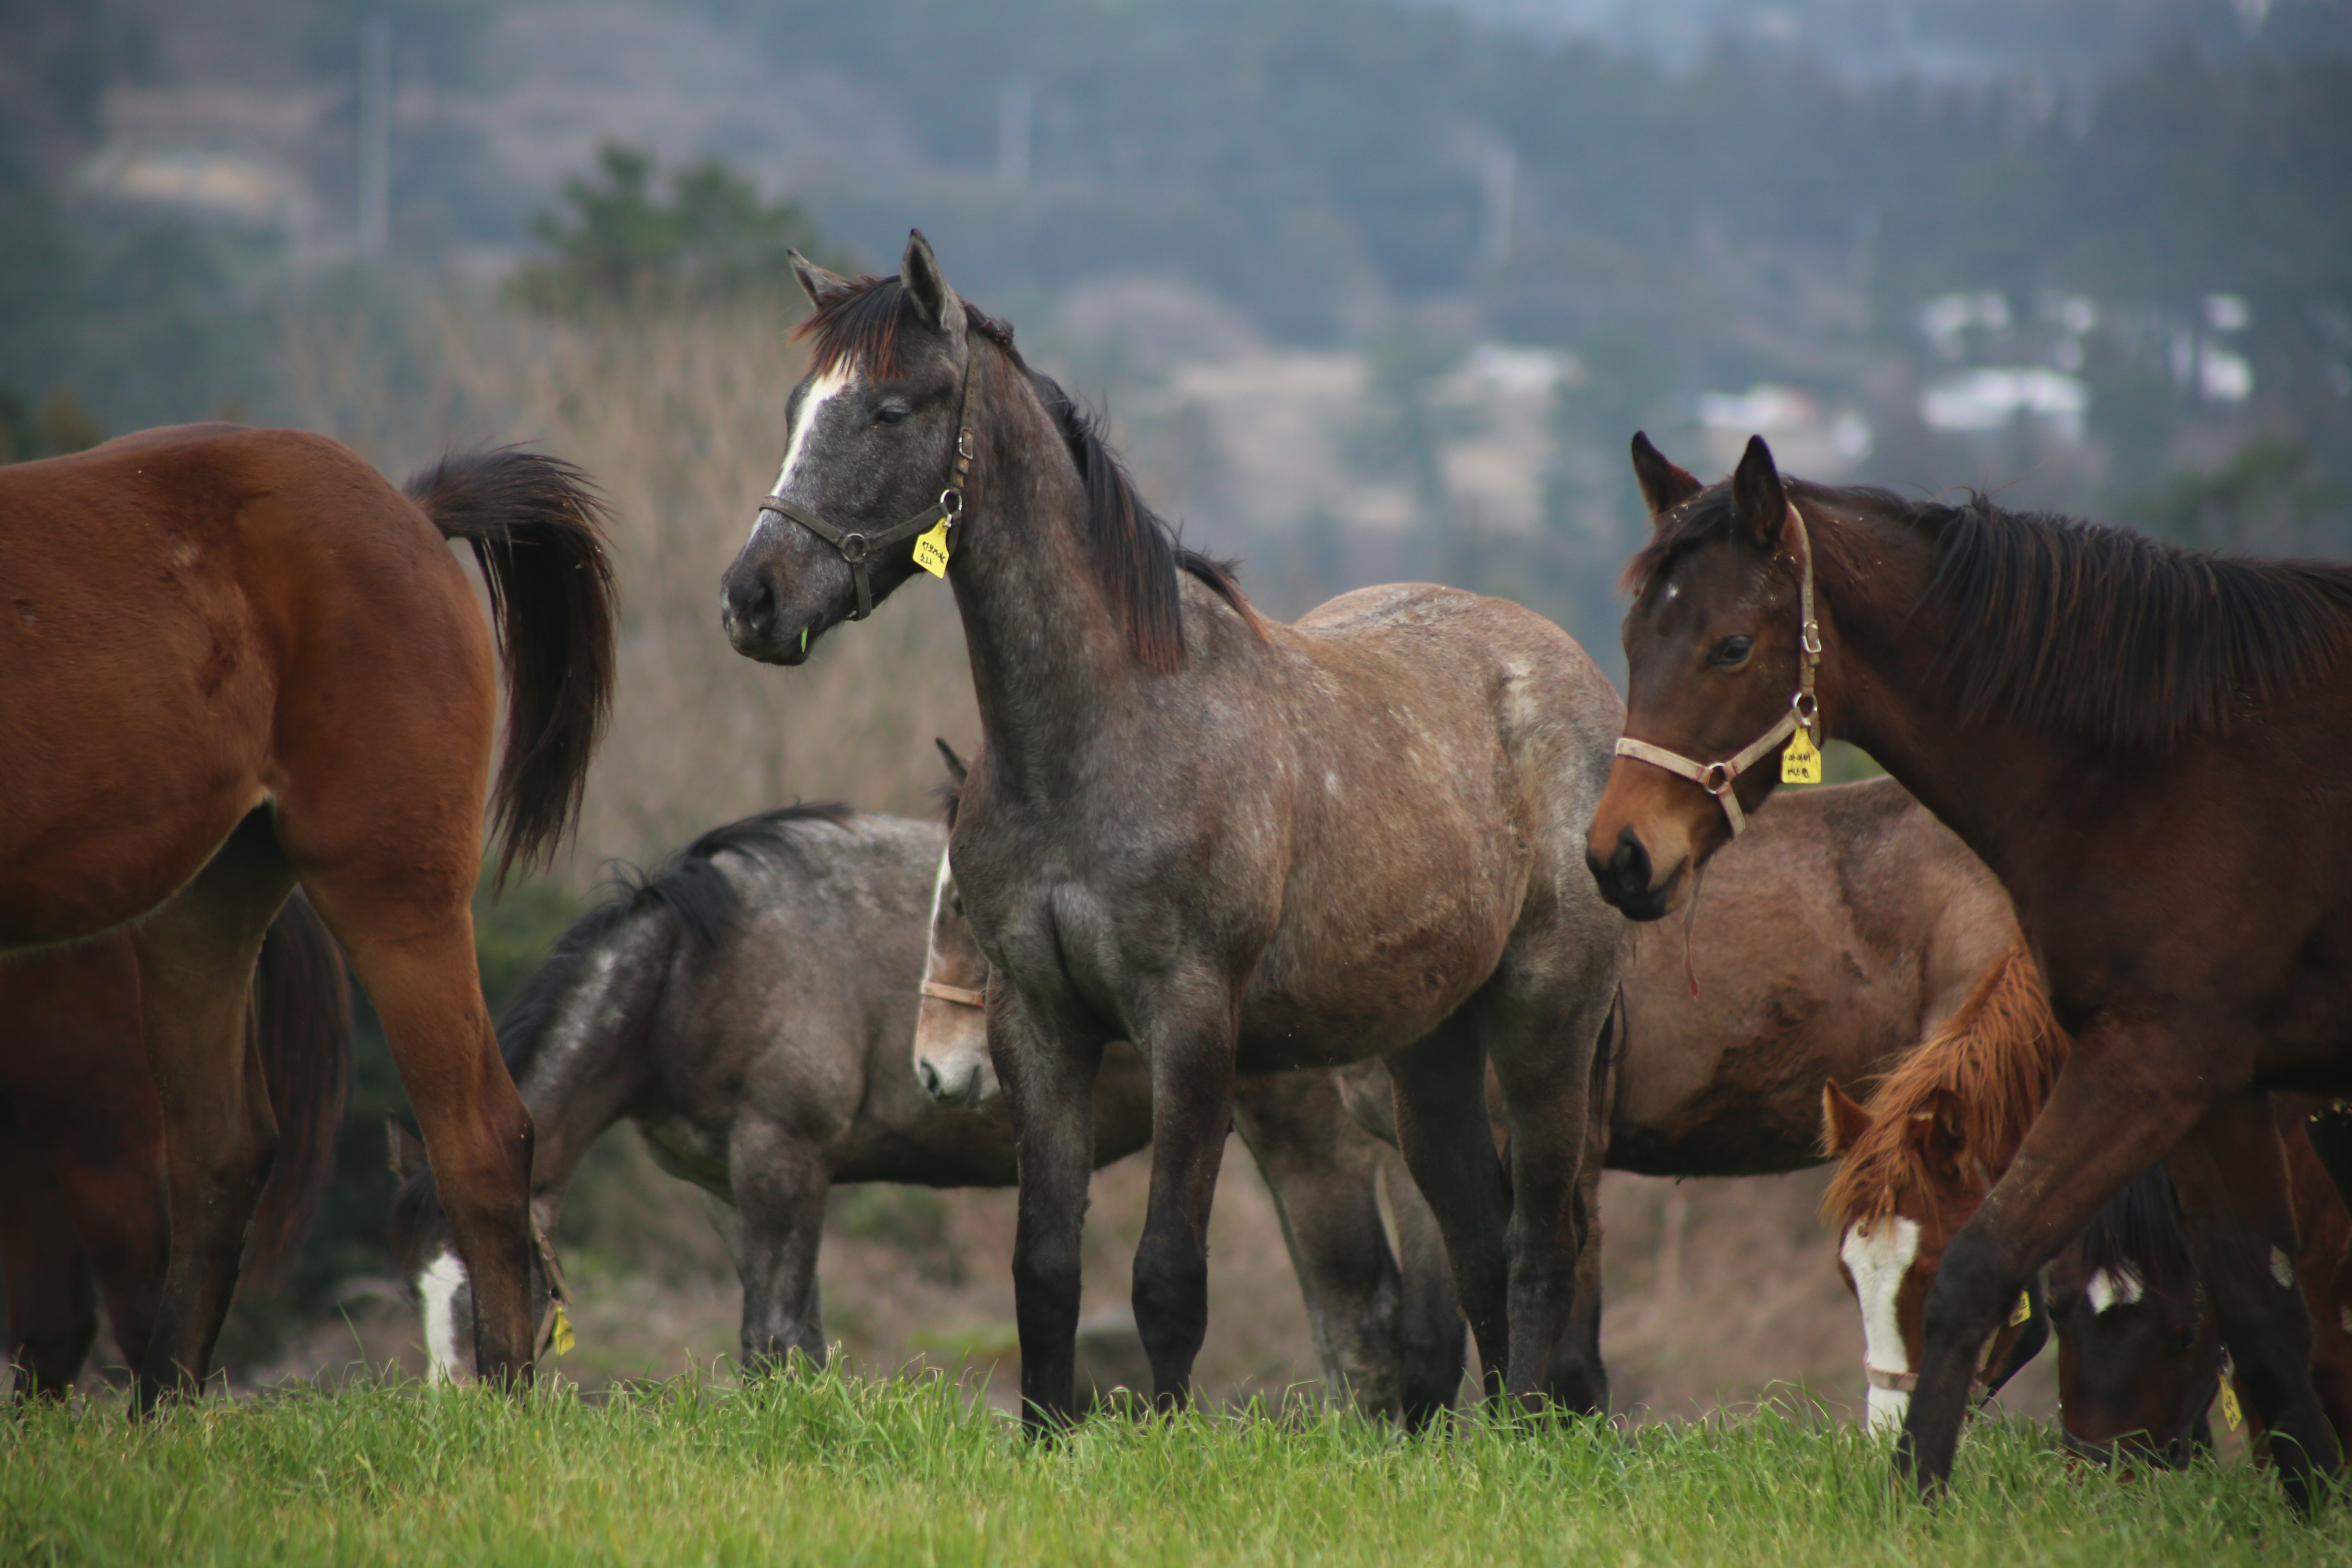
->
[875,402,912,426]
[1709,635,1753,669]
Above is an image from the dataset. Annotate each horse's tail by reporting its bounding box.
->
[405,448,619,886]
[240,889,356,1293]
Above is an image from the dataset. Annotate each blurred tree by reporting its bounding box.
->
[2118,437,2341,555]
[508,144,857,318]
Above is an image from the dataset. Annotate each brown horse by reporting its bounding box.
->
[2,892,352,1396]
[0,426,616,1404]
[721,236,1628,1426]
[1590,430,2352,1507]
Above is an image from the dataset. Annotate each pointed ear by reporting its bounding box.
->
[1904,1087,1968,1178]
[1630,431,1704,521]
[789,249,855,311]
[934,736,969,786]
[387,1114,429,1181]
[1821,1080,1873,1157]
[1730,434,1789,550]
[901,229,966,336]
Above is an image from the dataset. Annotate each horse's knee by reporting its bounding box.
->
[1131,1229,1209,1348]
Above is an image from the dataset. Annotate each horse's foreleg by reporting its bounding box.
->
[1542,1005,1617,1415]
[1383,1149,1468,1426]
[1386,1017,1510,1397]
[1486,1001,1603,1413]
[1233,1071,1404,1420]
[128,809,294,1408]
[1131,990,1241,1412]
[0,1122,99,1399]
[993,990,1103,1431]
[724,1125,831,1375]
[2165,1092,2342,1509]
[1897,1033,2211,1501]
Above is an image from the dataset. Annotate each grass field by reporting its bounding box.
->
[5,1369,2341,1567]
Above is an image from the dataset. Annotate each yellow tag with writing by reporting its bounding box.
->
[2220,1379,2242,1431]
[912,520,952,578]
[2009,1291,2031,1327]
[1781,726,1822,785]
[550,1303,575,1357]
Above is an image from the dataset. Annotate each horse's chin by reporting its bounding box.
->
[1602,857,1690,923]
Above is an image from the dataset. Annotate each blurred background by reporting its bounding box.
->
[5,0,2345,1425]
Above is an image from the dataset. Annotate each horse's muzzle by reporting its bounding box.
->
[1587,828,1675,922]
[917,1056,992,1110]
[719,562,812,665]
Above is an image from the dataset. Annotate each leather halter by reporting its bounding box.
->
[921,978,986,1008]
[1613,500,1823,837]
[530,1212,573,1359]
[754,347,981,621]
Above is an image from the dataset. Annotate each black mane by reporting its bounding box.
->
[2077,1162,2198,1298]
[1635,481,2352,751]
[797,274,1258,673]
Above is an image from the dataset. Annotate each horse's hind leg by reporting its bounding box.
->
[1544,1002,1619,1415]
[1383,1150,1468,1426]
[128,808,295,1405]
[0,1116,99,1399]
[724,1123,832,1374]
[2165,1093,2343,1503]
[1386,1015,1512,1397]
[1232,1071,1405,1420]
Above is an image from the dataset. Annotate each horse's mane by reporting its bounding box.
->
[795,274,1260,673]
[2076,1163,2199,1299]
[1822,938,2069,1232]
[495,804,853,1082]
[1632,480,2352,751]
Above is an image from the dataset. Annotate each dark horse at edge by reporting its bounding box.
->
[1587,430,2352,1509]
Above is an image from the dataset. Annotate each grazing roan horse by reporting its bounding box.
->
[388,802,1459,1421]
[720,234,1628,1425]
[2,892,351,1396]
[1588,430,2352,1507]
[0,426,616,1403]
[922,763,2029,1413]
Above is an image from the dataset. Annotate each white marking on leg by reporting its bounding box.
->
[2085,1267,2144,1315]
[1841,1217,1922,1437]
[749,366,853,546]
[418,1249,470,1384]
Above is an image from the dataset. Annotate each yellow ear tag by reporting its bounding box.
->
[912,520,952,579]
[2009,1291,2031,1327]
[1781,726,1822,785]
[2220,1379,2243,1430]
[550,1303,575,1357]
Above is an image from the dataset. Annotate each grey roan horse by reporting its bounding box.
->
[387,804,1455,1416]
[720,233,1628,1425]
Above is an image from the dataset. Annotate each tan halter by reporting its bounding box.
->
[921,978,986,1008]
[1613,500,1823,837]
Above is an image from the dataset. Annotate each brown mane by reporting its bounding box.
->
[1822,939,2069,1231]
[793,274,1263,673]
[1628,481,2352,752]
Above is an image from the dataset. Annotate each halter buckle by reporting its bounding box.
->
[957,429,976,463]
[1802,620,1823,658]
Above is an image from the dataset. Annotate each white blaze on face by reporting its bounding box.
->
[2085,1267,2144,1315]
[417,1249,470,1385]
[749,365,855,546]
[1842,1217,1922,1437]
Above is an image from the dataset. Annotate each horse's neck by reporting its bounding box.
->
[1817,518,2072,894]
[511,926,670,1200]
[949,370,1138,794]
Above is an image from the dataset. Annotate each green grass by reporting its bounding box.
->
[4,1368,2342,1566]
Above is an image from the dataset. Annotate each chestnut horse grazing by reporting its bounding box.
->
[1,892,351,1396]
[721,236,1628,1426]
[1590,430,2352,1508]
[0,425,615,1404]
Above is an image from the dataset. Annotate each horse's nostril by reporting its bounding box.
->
[917,1059,943,1100]
[1609,828,1653,895]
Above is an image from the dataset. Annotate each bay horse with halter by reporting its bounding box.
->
[720,234,1629,1426]
[2,892,351,1396]
[0,426,617,1405]
[1588,430,2352,1508]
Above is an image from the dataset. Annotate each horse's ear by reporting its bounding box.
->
[1904,1087,1968,1177]
[789,249,855,311]
[1821,1080,1872,1157]
[1730,434,1789,550]
[901,229,966,337]
[387,1114,428,1181]
[1630,431,1703,521]
[934,736,969,786]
